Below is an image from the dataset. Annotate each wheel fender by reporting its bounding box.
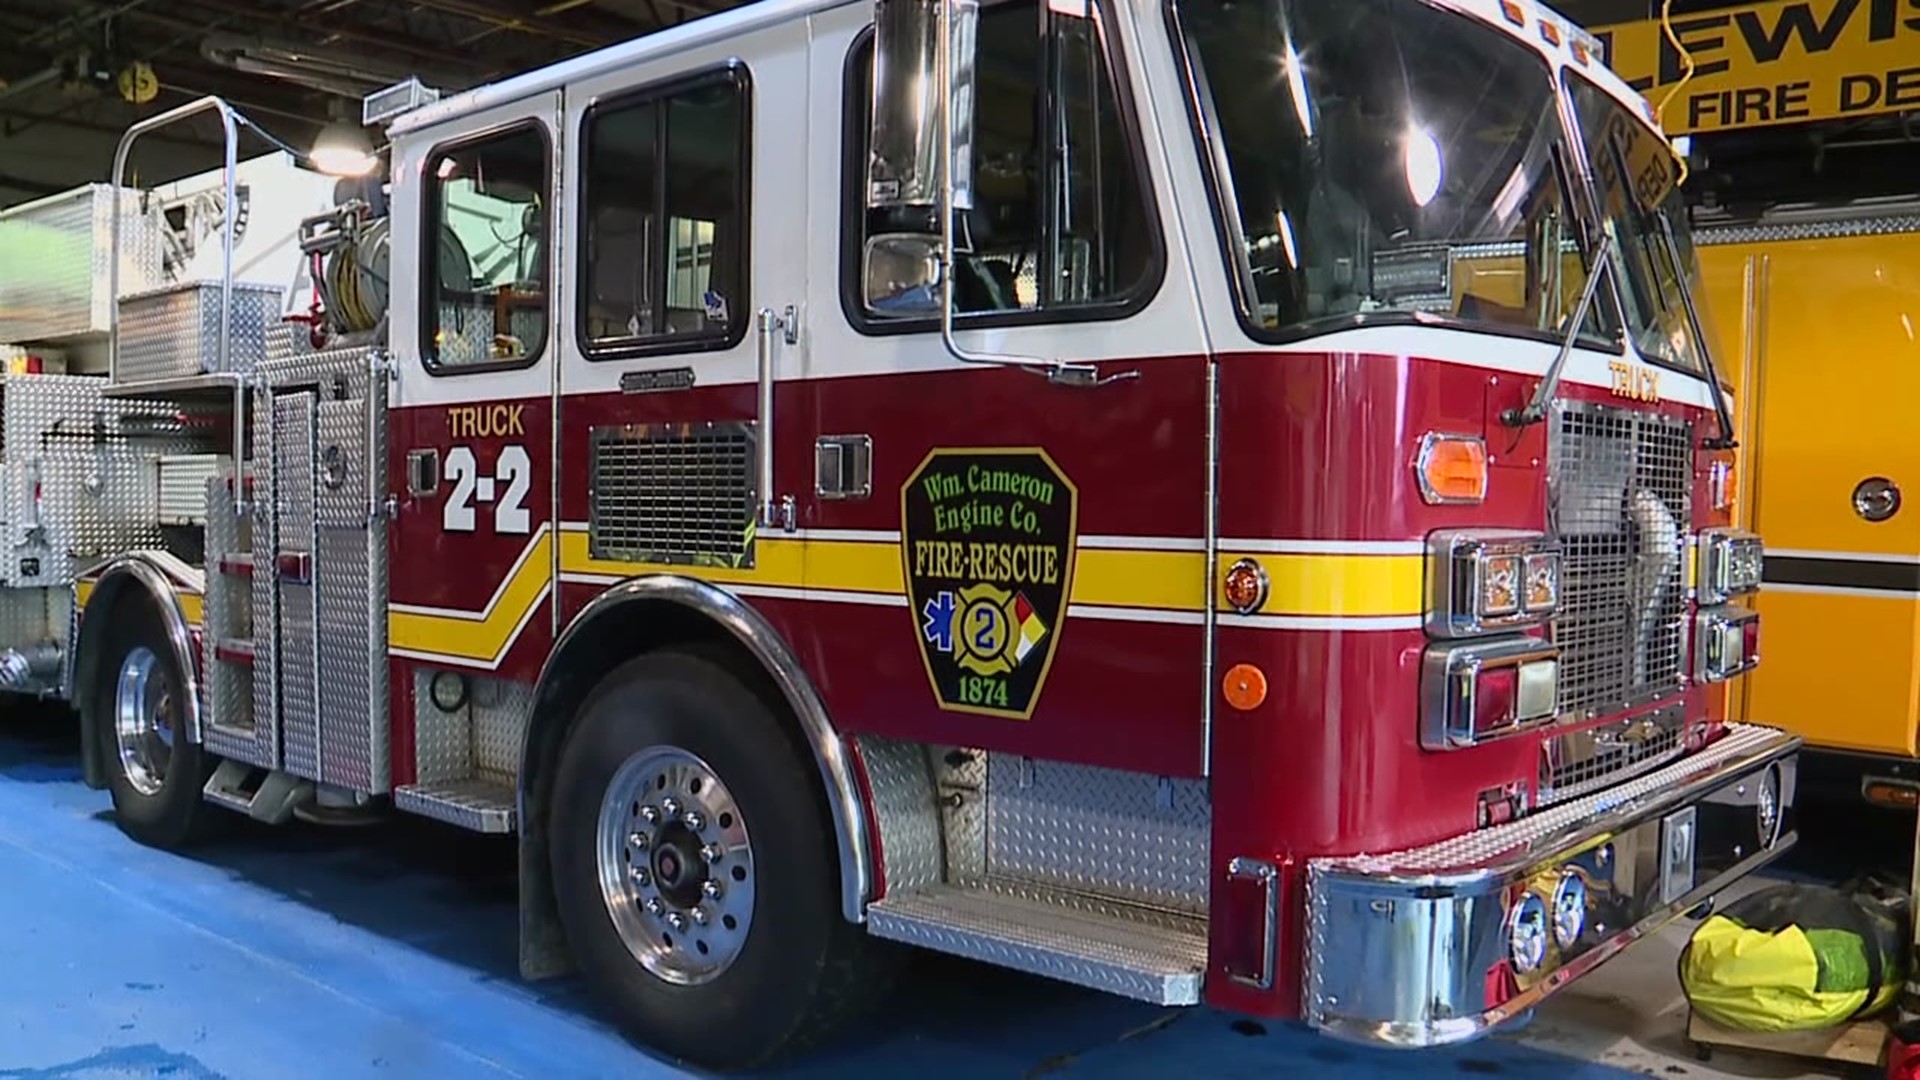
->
[74,555,203,790]
[516,574,874,980]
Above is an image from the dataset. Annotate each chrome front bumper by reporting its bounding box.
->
[1303,722,1799,1046]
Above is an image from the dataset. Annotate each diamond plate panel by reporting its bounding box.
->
[251,399,281,770]
[0,375,206,588]
[984,755,1211,915]
[314,396,387,792]
[855,736,943,896]
[115,281,279,383]
[1696,212,1920,247]
[0,184,165,343]
[0,588,62,660]
[865,884,1207,1005]
[394,780,516,833]
[413,667,473,787]
[274,392,321,780]
[469,676,531,784]
[936,746,987,884]
[258,343,378,394]
[201,467,268,766]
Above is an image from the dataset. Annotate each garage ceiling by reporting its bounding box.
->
[0,0,1838,209]
[0,0,751,205]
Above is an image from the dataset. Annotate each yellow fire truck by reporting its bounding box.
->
[1593,0,1920,808]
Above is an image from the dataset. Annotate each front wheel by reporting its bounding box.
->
[94,597,215,849]
[549,649,892,1070]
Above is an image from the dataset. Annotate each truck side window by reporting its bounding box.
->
[579,66,751,357]
[845,0,1159,321]
[422,123,550,371]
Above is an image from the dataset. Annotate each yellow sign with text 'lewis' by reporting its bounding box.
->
[1594,0,1920,135]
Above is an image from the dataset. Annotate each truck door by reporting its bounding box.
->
[1700,218,1920,765]
[552,34,805,634]
[387,92,562,705]
[802,2,1214,776]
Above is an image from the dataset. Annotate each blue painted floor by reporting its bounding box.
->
[0,708,1862,1080]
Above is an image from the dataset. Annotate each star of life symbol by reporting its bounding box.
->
[921,591,957,654]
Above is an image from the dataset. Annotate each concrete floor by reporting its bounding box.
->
[0,710,1900,1079]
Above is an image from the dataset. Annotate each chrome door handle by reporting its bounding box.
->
[1854,477,1901,522]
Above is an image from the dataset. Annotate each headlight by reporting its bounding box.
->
[1551,873,1587,950]
[1756,764,1783,849]
[1695,604,1760,683]
[1698,528,1763,605]
[1427,530,1560,638]
[1508,893,1549,975]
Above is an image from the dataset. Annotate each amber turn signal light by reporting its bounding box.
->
[1223,558,1269,614]
[1416,433,1488,505]
[1223,663,1268,711]
[1864,779,1920,810]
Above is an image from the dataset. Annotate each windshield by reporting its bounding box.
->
[1171,0,1613,345]
[1563,73,1710,374]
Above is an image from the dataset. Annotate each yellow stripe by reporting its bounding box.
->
[1223,551,1426,618]
[74,579,206,629]
[388,531,553,660]
[395,533,1424,664]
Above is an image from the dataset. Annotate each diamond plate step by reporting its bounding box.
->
[394,779,516,834]
[201,759,310,824]
[866,884,1208,1004]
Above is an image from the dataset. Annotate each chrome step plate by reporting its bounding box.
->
[866,883,1208,1005]
[393,779,516,834]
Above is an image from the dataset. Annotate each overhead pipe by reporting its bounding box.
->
[200,32,467,101]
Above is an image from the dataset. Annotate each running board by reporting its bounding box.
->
[865,884,1208,1005]
[202,758,310,824]
[393,779,516,834]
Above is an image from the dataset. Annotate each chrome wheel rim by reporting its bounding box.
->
[114,646,175,797]
[597,746,755,985]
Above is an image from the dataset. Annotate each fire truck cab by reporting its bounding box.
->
[58,0,1795,1068]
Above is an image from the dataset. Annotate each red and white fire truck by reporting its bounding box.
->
[56,0,1795,1067]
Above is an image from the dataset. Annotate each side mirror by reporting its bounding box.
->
[866,0,979,233]
[863,233,942,316]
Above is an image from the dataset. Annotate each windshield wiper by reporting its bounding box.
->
[1502,143,1613,430]
[1598,132,1738,450]
[1650,205,1739,450]
[1501,228,1613,428]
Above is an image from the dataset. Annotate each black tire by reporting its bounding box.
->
[93,596,216,849]
[549,649,895,1070]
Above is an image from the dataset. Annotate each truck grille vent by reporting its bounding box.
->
[588,422,757,569]
[1548,401,1693,719]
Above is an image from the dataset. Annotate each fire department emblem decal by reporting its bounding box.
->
[901,448,1078,721]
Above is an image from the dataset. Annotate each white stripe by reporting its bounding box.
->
[558,523,1418,555]
[389,524,550,621]
[1221,538,1426,555]
[556,573,909,608]
[1076,535,1205,552]
[388,646,501,671]
[795,528,899,544]
[731,584,908,607]
[1068,604,1205,625]
[1219,612,1424,632]
[1762,582,1918,599]
[1766,548,1920,564]
[1271,325,1719,410]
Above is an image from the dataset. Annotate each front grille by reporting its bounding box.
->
[1548,401,1692,719]
[589,421,757,568]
